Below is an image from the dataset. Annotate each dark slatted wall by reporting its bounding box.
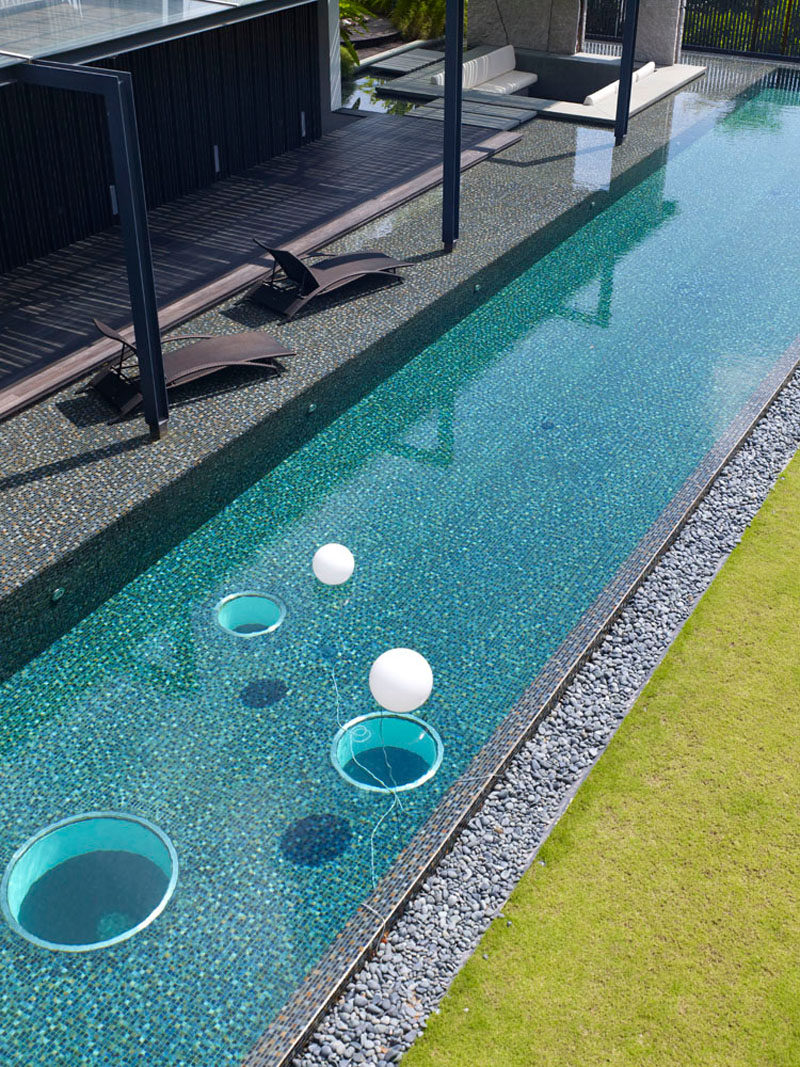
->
[0,86,113,275]
[0,3,321,274]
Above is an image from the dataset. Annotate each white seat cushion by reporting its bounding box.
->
[431,45,518,88]
[583,61,656,107]
[478,70,538,95]
[583,80,617,107]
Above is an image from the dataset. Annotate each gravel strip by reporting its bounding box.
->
[293,365,800,1067]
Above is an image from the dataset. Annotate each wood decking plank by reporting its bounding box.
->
[0,116,519,420]
[370,48,445,75]
[413,107,520,130]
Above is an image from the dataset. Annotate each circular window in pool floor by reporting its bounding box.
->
[331,713,443,794]
[215,592,286,638]
[1,812,178,952]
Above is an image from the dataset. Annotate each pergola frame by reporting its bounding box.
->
[8,0,642,428]
[13,60,169,438]
[615,0,642,146]
[442,0,465,250]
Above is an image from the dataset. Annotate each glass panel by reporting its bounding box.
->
[0,0,227,61]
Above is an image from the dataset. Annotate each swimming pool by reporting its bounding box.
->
[2,71,800,1065]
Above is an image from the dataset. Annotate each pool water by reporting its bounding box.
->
[343,746,429,789]
[341,73,417,115]
[17,851,167,948]
[2,75,800,1064]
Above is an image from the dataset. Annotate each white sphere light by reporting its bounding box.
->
[369,648,433,713]
[312,543,355,586]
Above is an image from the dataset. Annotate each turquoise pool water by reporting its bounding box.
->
[2,75,800,1064]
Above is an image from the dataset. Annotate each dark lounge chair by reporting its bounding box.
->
[89,318,295,418]
[249,242,410,319]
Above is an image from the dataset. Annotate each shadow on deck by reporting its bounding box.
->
[0,112,516,417]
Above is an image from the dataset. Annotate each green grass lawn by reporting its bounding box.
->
[404,455,800,1067]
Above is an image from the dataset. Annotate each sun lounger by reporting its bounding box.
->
[249,242,410,319]
[89,318,295,418]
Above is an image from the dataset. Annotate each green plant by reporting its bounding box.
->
[340,0,375,76]
[390,0,466,43]
[392,0,447,39]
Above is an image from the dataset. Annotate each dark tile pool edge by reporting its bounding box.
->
[243,332,800,1067]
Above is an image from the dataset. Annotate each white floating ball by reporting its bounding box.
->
[312,543,355,586]
[369,648,433,713]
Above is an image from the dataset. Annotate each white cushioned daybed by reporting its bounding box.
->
[430,45,538,96]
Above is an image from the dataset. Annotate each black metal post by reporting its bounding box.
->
[441,0,465,251]
[14,61,169,439]
[781,0,797,55]
[614,0,641,147]
[105,72,168,438]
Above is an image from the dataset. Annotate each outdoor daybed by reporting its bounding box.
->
[429,44,538,95]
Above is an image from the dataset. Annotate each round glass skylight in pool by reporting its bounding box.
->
[215,592,286,637]
[1,812,178,952]
[331,713,443,794]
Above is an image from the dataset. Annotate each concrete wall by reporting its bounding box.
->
[548,0,584,53]
[469,0,685,65]
[468,0,583,55]
[636,0,686,66]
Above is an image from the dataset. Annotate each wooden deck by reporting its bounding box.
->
[369,47,445,75]
[0,112,517,418]
[414,98,538,130]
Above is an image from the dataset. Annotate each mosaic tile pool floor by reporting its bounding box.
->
[2,75,800,1065]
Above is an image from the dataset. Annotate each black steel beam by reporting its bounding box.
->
[614,0,641,146]
[441,0,465,250]
[13,61,169,438]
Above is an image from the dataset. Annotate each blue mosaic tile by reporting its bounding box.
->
[1,61,800,1067]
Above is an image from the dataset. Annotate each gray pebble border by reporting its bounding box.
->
[293,365,800,1067]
